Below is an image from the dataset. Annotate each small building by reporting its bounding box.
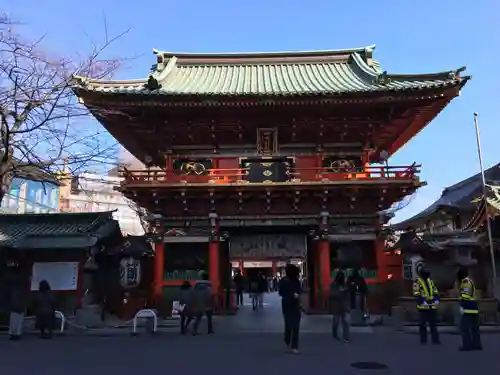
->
[0,211,123,319]
[392,164,500,323]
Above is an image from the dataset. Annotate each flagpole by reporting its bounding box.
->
[473,112,497,283]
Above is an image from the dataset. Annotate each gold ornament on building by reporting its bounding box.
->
[263,170,273,177]
[180,162,206,175]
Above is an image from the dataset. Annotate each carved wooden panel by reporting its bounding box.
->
[229,234,306,258]
[241,158,293,183]
[322,156,363,173]
[172,159,212,175]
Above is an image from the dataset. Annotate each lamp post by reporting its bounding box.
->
[473,112,497,283]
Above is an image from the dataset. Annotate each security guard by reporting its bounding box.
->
[457,267,482,351]
[413,267,440,345]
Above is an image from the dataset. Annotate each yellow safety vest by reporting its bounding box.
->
[413,277,438,310]
[459,277,478,314]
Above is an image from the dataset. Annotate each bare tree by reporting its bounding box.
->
[0,13,129,201]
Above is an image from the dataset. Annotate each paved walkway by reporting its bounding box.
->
[218,292,373,333]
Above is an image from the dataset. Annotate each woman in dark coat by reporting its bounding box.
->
[328,270,350,342]
[278,264,302,353]
[34,280,56,339]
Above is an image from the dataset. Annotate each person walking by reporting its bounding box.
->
[190,272,214,335]
[347,268,368,318]
[233,270,245,307]
[8,283,27,341]
[177,281,192,334]
[34,280,56,339]
[256,272,268,309]
[457,267,482,351]
[249,275,259,310]
[278,264,302,354]
[412,267,440,345]
[272,276,278,292]
[328,270,350,343]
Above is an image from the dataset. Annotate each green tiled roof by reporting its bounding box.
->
[73,45,469,97]
[0,211,119,249]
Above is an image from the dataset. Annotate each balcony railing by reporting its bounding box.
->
[120,165,420,185]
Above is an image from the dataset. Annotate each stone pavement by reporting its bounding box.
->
[0,330,497,375]
[0,293,497,374]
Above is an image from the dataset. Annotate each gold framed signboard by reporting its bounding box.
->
[257,128,278,155]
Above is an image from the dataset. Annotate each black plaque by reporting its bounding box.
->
[241,158,293,183]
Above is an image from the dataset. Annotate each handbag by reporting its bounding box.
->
[172,300,186,314]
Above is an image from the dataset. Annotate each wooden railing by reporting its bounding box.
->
[120,165,420,185]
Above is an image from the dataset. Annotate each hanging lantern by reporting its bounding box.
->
[119,257,141,288]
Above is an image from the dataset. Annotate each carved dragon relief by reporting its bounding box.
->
[173,159,212,175]
[323,156,363,173]
[229,234,306,258]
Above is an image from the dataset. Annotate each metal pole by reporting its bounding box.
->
[473,112,497,282]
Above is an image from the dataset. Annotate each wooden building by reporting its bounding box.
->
[391,164,500,323]
[393,163,500,293]
[72,45,469,313]
[0,212,123,321]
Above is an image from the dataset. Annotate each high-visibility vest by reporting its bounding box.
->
[459,277,478,314]
[413,277,438,310]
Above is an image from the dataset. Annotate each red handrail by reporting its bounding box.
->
[120,165,420,184]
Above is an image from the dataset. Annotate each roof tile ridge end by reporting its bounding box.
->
[72,74,147,86]
[154,56,178,82]
[386,66,468,81]
[350,52,379,80]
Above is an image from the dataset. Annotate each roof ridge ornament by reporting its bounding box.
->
[376,71,391,85]
[145,76,161,91]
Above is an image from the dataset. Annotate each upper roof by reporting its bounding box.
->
[73,45,469,97]
[393,163,500,229]
[0,211,121,249]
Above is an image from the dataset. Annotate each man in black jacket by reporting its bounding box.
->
[347,268,367,312]
[279,264,302,354]
[233,270,245,307]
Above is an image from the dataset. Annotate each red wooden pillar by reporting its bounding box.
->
[316,239,331,308]
[375,236,388,282]
[209,240,220,294]
[153,242,165,297]
[316,211,330,310]
[271,260,277,276]
[208,213,221,310]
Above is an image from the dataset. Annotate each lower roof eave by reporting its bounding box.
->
[77,84,462,108]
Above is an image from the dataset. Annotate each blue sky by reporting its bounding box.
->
[5,0,498,221]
